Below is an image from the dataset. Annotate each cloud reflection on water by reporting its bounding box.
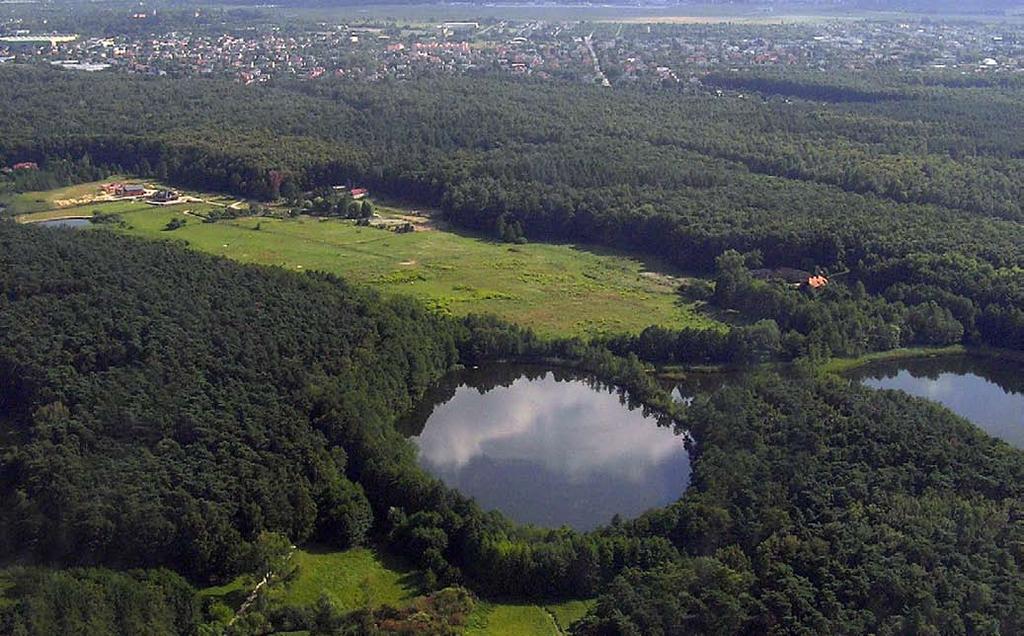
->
[410,372,689,529]
[862,368,1024,448]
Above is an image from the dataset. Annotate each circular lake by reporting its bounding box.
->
[849,355,1024,448]
[401,365,690,530]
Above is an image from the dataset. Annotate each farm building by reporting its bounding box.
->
[151,189,179,203]
[11,161,38,171]
[752,267,829,289]
[122,184,146,197]
[350,187,369,199]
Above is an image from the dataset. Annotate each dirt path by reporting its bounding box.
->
[228,573,271,627]
[228,548,295,627]
[584,33,610,88]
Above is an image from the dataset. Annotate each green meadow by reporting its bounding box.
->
[16,181,719,338]
[466,599,594,635]
[198,546,592,635]
[270,547,422,611]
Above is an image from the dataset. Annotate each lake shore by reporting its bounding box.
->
[822,345,1024,374]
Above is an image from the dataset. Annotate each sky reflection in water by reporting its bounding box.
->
[856,356,1024,448]
[410,370,690,530]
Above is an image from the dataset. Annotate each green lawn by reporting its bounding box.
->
[463,599,592,635]
[197,575,251,612]
[820,345,967,374]
[2,176,143,216]
[465,602,560,635]
[545,599,595,632]
[271,547,422,612]
[0,572,15,609]
[264,547,589,635]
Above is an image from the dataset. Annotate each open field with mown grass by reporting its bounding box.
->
[16,181,719,338]
[230,546,592,635]
[464,598,594,635]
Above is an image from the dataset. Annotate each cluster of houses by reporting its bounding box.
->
[9,16,1024,89]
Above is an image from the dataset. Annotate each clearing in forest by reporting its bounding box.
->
[199,546,592,636]
[14,180,720,338]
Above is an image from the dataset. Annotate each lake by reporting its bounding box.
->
[401,365,690,530]
[850,355,1024,448]
[37,218,90,229]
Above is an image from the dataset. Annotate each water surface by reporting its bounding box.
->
[37,218,90,229]
[851,355,1024,448]
[402,365,690,530]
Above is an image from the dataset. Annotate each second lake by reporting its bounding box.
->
[850,355,1024,448]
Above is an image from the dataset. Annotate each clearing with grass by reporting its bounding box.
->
[270,547,422,611]
[200,546,592,635]
[13,179,719,338]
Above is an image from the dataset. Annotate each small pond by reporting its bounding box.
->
[401,365,690,530]
[849,355,1024,448]
[36,218,90,229]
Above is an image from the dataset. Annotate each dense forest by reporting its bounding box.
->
[2,58,1024,634]
[2,65,1024,361]
[1,225,1021,634]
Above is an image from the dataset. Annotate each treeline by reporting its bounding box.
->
[703,71,906,103]
[602,248,998,366]
[0,221,461,578]
[0,157,112,206]
[4,66,1024,261]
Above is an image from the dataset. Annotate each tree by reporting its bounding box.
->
[712,250,751,308]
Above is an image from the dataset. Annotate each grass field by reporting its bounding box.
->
[271,547,422,611]
[256,546,589,635]
[464,598,595,635]
[15,180,719,338]
[545,599,595,631]
[0,572,14,610]
[466,603,559,635]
